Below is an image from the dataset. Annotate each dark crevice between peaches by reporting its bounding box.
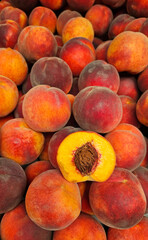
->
[74,142,99,176]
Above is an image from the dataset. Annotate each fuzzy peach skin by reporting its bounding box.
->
[108,13,135,39]
[133,166,148,213]
[139,18,148,37]
[25,169,81,231]
[59,37,95,77]
[39,132,54,161]
[125,17,146,32]
[0,202,52,240]
[0,113,14,130]
[89,167,147,229]
[78,182,94,215]
[0,6,28,28]
[140,137,148,167]
[0,1,11,13]
[39,0,65,10]
[48,126,82,168]
[127,0,148,17]
[105,123,147,171]
[137,65,148,92]
[107,216,148,240]
[25,160,54,185]
[117,74,140,101]
[85,4,113,37]
[0,118,45,165]
[53,213,107,240]
[0,75,19,117]
[0,157,26,214]
[95,40,112,62]
[9,0,38,12]
[119,95,141,128]
[78,59,120,93]
[107,31,148,74]
[67,0,95,12]
[30,56,73,94]
[0,19,21,48]
[22,85,71,132]
[136,90,148,127]
[56,9,81,36]
[14,94,25,118]
[72,86,123,134]
[62,17,94,44]
[17,25,58,63]
[101,0,126,8]
[0,47,28,86]
[28,6,57,34]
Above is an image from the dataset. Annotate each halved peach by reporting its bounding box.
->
[57,130,116,183]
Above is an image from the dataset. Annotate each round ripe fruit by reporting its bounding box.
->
[57,130,116,183]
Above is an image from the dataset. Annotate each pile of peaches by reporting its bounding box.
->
[0,0,148,239]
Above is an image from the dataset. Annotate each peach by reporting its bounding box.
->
[96,40,112,61]
[133,166,148,213]
[62,16,94,44]
[48,126,81,168]
[0,47,28,86]
[0,6,28,29]
[17,25,58,63]
[137,65,148,92]
[0,1,11,13]
[136,90,148,127]
[69,77,79,96]
[39,132,54,161]
[101,0,126,8]
[78,182,94,215]
[59,37,95,76]
[0,118,45,165]
[0,157,26,214]
[0,113,14,129]
[22,85,71,132]
[21,73,33,94]
[107,31,148,74]
[89,167,147,229]
[139,18,148,37]
[30,56,73,94]
[28,6,57,34]
[78,59,120,93]
[124,17,146,32]
[107,216,148,239]
[56,9,81,36]
[92,36,103,49]
[54,35,63,46]
[140,137,148,167]
[126,0,148,18]
[73,86,123,134]
[0,75,19,117]
[105,123,147,171]
[67,0,95,12]
[57,130,116,182]
[1,202,52,240]
[53,212,107,240]
[119,95,141,128]
[25,160,54,185]
[0,19,21,48]
[13,94,25,118]
[85,4,113,37]
[25,169,81,230]
[117,74,140,101]
[39,0,65,10]
[9,0,39,12]
[108,13,135,39]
